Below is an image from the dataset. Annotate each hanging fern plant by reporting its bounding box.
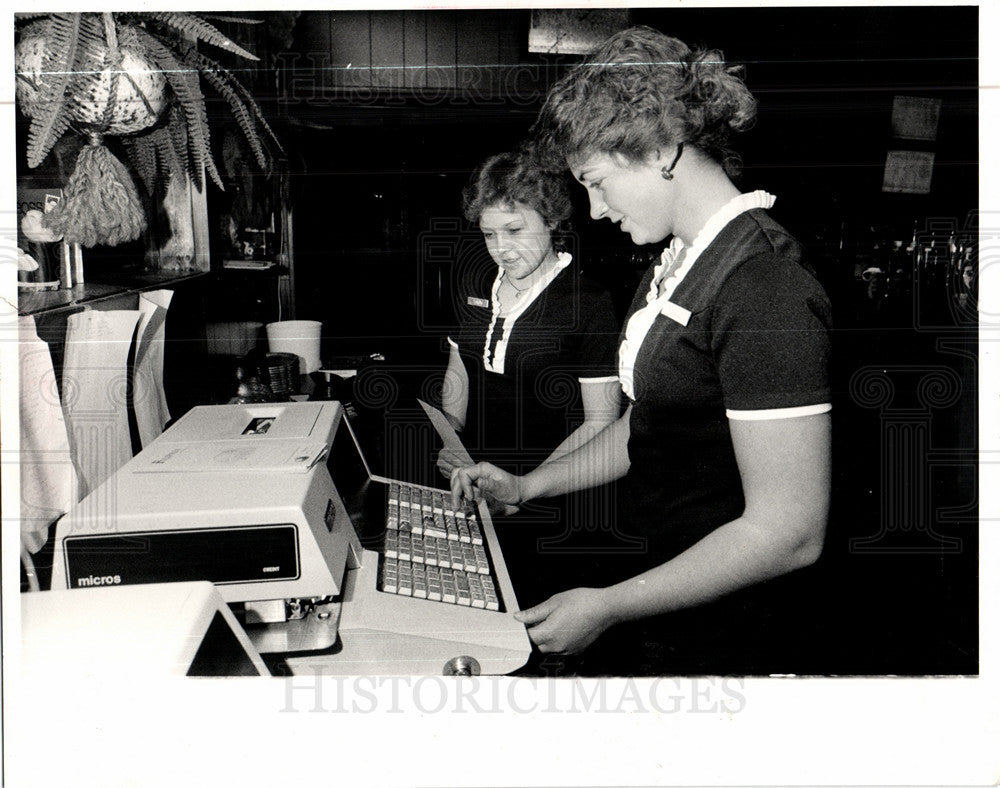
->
[14,11,283,248]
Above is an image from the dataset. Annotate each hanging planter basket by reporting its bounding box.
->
[16,23,168,136]
[14,12,283,249]
[16,17,167,247]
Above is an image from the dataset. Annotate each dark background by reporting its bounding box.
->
[277,6,977,336]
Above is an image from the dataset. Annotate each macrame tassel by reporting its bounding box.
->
[43,138,147,248]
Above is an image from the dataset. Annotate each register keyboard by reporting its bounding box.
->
[379,482,502,611]
[283,403,532,676]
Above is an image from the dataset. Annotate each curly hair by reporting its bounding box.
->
[461,148,573,231]
[532,26,757,176]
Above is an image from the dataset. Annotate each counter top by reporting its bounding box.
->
[19,270,208,316]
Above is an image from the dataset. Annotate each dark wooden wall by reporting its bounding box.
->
[289,10,529,94]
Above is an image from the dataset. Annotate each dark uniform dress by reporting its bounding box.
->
[450,253,620,611]
[577,199,833,677]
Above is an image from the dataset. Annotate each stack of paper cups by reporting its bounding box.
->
[265,320,322,374]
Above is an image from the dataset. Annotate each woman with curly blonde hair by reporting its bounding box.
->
[452,27,833,675]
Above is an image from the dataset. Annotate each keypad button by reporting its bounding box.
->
[397,565,413,596]
[412,565,428,598]
[468,573,486,608]
[473,545,490,574]
[423,536,438,566]
[437,542,451,568]
[454,570,472,606]
[481,576,499,610]
[440,569,457,604]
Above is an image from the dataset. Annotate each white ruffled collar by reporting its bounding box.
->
[494,250,572,319]
[482,251,572,374]
[645,190,776,305]
[622,191,776,401]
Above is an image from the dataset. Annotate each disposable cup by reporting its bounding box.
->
[265,320,322,374]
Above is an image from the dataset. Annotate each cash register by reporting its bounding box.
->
[47,401,531,675]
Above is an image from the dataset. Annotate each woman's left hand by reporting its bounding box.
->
[514,588,614,654]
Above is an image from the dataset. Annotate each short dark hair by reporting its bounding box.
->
[533,25,757,175]
[461,149,573,231]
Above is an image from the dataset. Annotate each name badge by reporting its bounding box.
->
[467,296,490,309]
[660,300,691,326]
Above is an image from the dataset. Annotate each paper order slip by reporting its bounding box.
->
[417,399,474,467]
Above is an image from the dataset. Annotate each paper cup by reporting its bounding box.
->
[266,320,322,374]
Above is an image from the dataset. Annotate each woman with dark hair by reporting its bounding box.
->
[452,27,833,675]
[440,149,621,605]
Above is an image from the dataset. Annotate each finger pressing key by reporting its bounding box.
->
[450,467,468,510]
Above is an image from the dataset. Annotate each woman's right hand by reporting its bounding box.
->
[436,447,469,481]
[450,462,523,511]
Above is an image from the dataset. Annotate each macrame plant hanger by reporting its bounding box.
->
[17,13,163,248]
[42,14,149,248]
